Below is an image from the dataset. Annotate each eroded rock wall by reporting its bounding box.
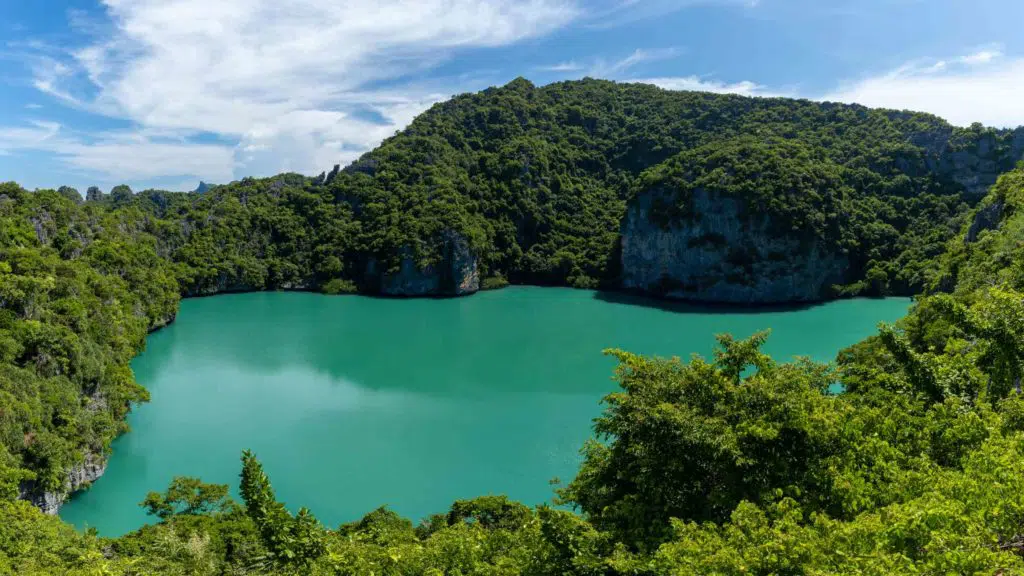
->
[621,188,848,304]
[366,230,480,297]
[19,451,107,515]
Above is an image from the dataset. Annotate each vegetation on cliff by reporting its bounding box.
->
[22,79,1010,297]
[3,79,1024,573]
[333,78,1017,293]
[632,136,970,297]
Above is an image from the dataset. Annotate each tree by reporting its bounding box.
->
[239,450,325,570]
[560,332,836,549]
[866,263,889,295]
[446,495,532,530]
[56,186,81,204]
[140,476,233,519]
[878,323,944,401]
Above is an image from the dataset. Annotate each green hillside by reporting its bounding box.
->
[3,80,1024,574]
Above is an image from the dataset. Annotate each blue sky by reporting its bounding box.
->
[2,0,1023,194]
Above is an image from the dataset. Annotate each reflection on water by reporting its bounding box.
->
[61,287,910,536]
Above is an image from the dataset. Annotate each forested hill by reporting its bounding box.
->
[6,79,1024,573]
[56,79,1024,303]
[5,166,1024,574]
[3,78,1024,513]
[326,78,1023,300]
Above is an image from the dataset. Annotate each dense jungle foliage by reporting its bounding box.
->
[4,79,1008,297]
[331,78,1017,293]
[4,79,1024,574]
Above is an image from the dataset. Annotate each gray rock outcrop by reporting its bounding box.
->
[965,198,1006,243]
[367,230,480,296]
[19,451,107,515]
[909,124,1024,197]
[621,188,848,304]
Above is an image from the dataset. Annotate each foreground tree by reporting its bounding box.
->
[141,477,233,519]
[239,450,326,571]
[559,332,841,548]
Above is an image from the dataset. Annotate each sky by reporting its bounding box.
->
[1,0,1023,194]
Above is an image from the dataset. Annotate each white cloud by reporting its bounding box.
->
[57,133,236,182]
[959,50,1002,66]
[589,47,678,77]
[535,47,678,80]
[0,121,62,154]
[23,0,579,181]
[586,0,758,29]
[31,57,87,108]
[823,50,1024,128]
[534,61,583,72]
[629,75,782,97]
[233,92,447,177]
[0,120,235,182]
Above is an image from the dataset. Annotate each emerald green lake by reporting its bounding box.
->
[60,287,909,536]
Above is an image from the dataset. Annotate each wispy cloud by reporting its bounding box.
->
[586,0,759,29]
[0,120,62,155]
[589,47,679,77]
[0,120,235,182]
[536,47,679,79]
[627,75,783,97]
[533,61,583,72]
[14,0,580,182]
[823,48,1024,127]
[959,49,1002,66]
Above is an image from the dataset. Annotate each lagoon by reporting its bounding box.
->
[60,287,909,535]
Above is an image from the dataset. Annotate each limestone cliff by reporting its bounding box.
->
[19,451,107,515]
[618,125,1024,304]
[621,188,848,304]
[909,124,1024,197]
[366,230,480,296]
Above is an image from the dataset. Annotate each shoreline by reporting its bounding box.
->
[49,282,916,521]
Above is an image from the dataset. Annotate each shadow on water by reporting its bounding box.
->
[592,289,823,315]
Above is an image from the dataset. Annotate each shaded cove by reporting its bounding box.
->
[60,287,909,536]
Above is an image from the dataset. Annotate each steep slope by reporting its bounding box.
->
[328,78,1024,298]
[930,163,1024,297]
[621,138,852,302]
[5,78,1024,513]
[6,81,1024,575]
[44,78,1022,303]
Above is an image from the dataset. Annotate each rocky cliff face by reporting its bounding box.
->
[911,125,1024,197]
[367,230,480,296]
[621,188,849,304]
[620,125,1024,304]
[965,198,1006,243]
[19,451,107,515]
[19,393,112,514]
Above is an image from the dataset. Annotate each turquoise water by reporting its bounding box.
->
[60,287,910,535]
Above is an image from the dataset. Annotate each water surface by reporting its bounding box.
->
[61,287,909,535]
